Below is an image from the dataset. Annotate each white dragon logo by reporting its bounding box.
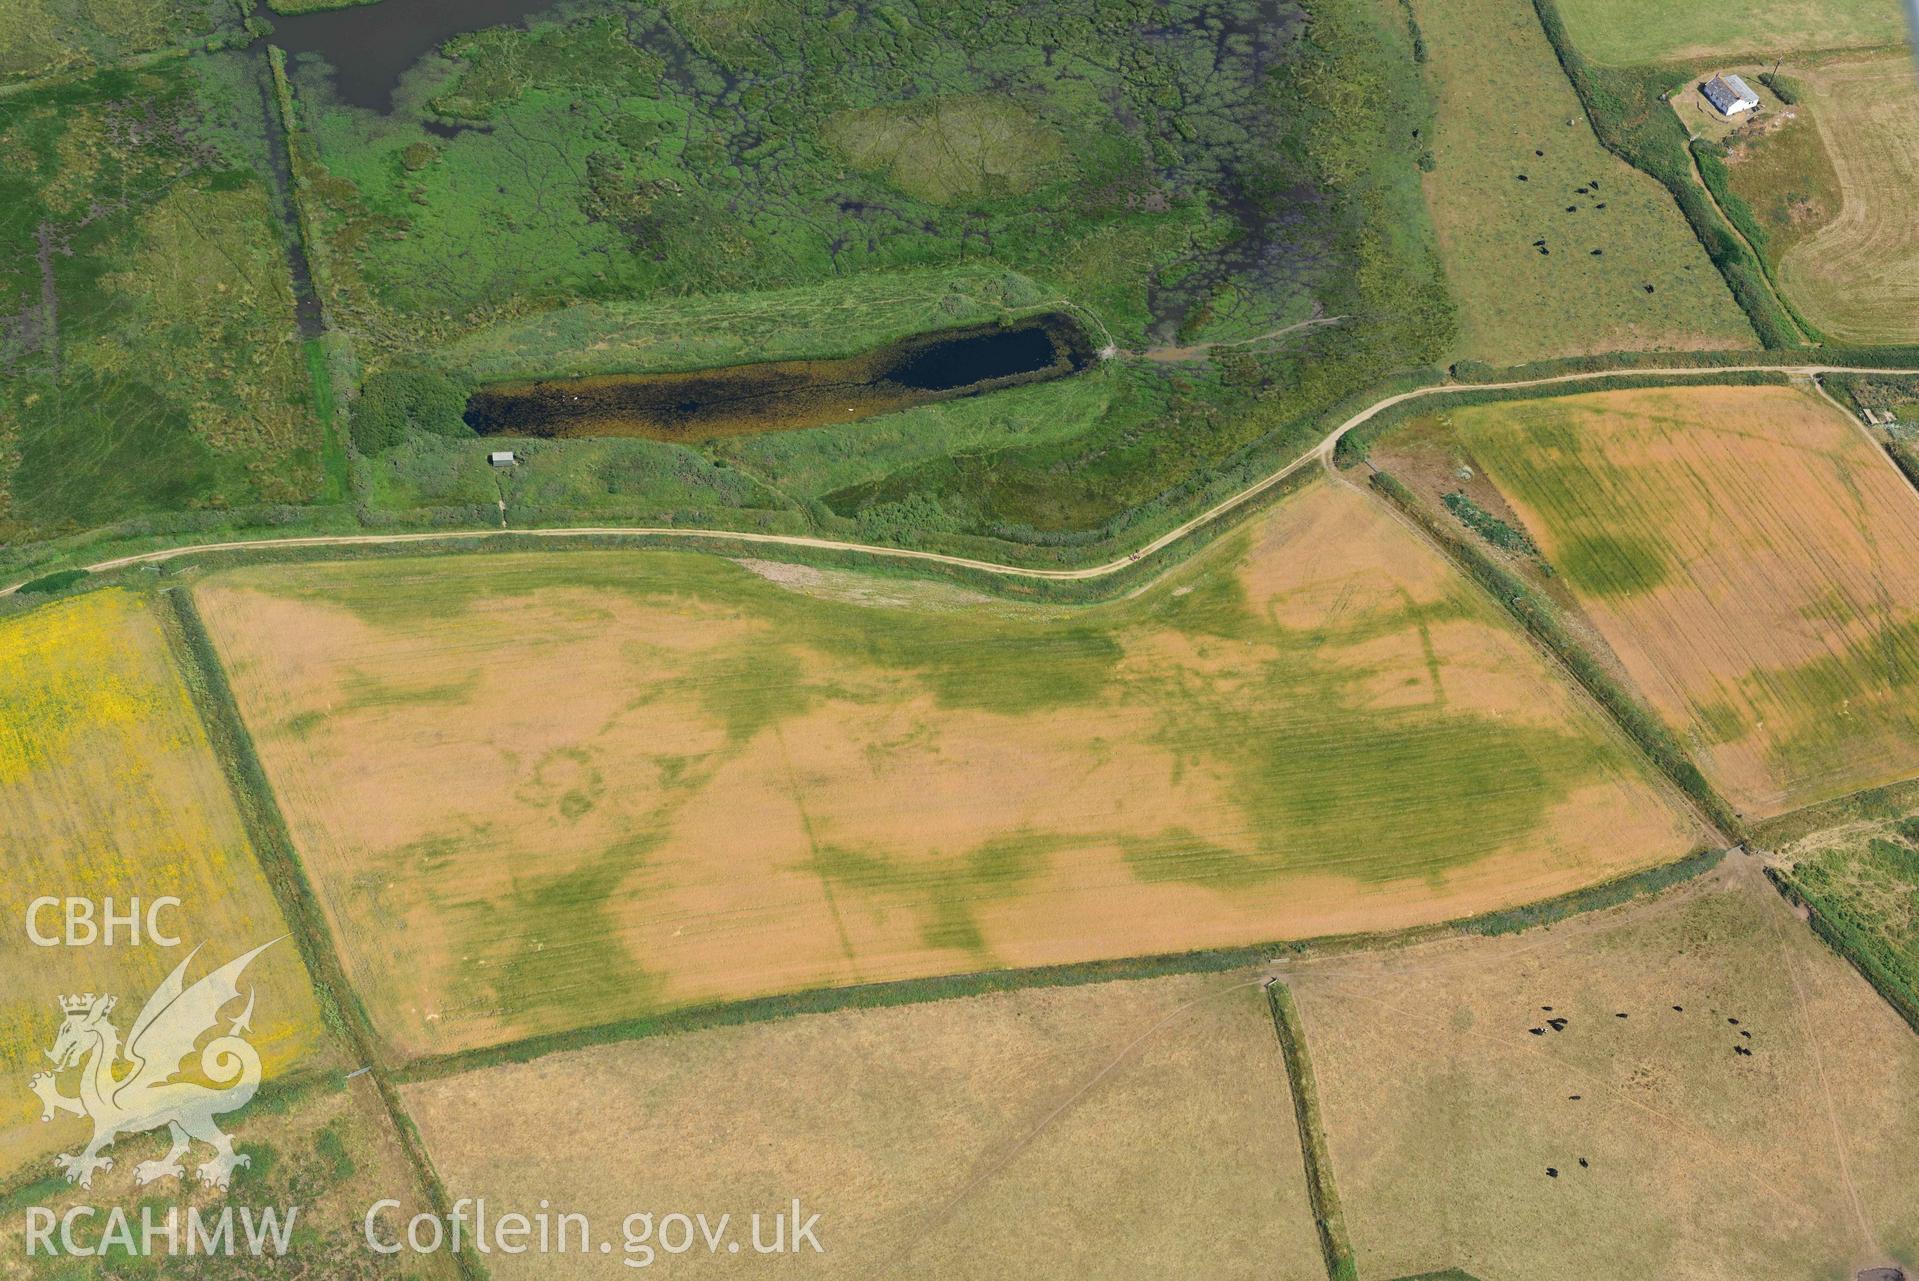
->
[28,940,279,1191]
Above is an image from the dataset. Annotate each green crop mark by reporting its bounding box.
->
[806,830,1068,960]
[1555,532,1671,598]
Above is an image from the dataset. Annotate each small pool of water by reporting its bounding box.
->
[462,314,1095,442]
[253,0,563,112]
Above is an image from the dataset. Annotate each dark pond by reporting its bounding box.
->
[463,314,1095,442]
[251,0,562,112]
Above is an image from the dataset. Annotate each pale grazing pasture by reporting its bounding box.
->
[403,972,1323,1279]
[1288,859,1919,1281]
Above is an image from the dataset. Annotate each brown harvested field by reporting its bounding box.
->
[1454,383,1919,818]
[1778,55,1919,344]
[402,971,1322,1279]
[194,479,1702,1061]
[1287,857,1919,1281]
[0,590,330,1177]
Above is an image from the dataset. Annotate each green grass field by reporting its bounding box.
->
[0,54,326,546]
[1408,0,1754,364]
[1552,0,1907,65]
[439,267,1067,384]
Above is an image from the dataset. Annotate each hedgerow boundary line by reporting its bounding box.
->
[161,587,485,1281]
[1266,980,1358,1281]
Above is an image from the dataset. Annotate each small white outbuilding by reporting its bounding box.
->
[488,451,519,468]
[1702,73,1761,118]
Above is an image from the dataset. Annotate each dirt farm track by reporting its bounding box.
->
[8,363,1919,598]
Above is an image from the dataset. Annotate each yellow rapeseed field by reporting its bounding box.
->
[0,591,329,1178]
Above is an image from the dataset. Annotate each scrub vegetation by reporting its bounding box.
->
[1774,812,1919,1033]
[281,0,1454,549]
[192,480,1696,1060]
[0,55,328,549]
[0,1077,459,1280]
[0,0,241,85]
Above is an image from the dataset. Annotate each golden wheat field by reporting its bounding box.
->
[1287,858,1919,1281]
[403,971,1322,1279]
[0,591,329,1177]
[193,480,1702,1062]
[1455,383,1919,818]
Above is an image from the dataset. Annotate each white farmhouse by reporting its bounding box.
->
[1702,73,1762,118]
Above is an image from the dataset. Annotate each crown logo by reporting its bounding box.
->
[59,994,98,1015]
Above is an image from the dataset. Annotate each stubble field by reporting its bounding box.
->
[1777,55,1919,345]
[1407,0,1752,365]
[194,479,1701,1061]
[0,590,328,1177]
[1454,384,1919,818]
[1287,858,1919,1281]
[402,971,1322,1279]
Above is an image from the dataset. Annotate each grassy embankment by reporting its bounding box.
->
[1268,981,1357,1281]
[163,585,480,1279]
